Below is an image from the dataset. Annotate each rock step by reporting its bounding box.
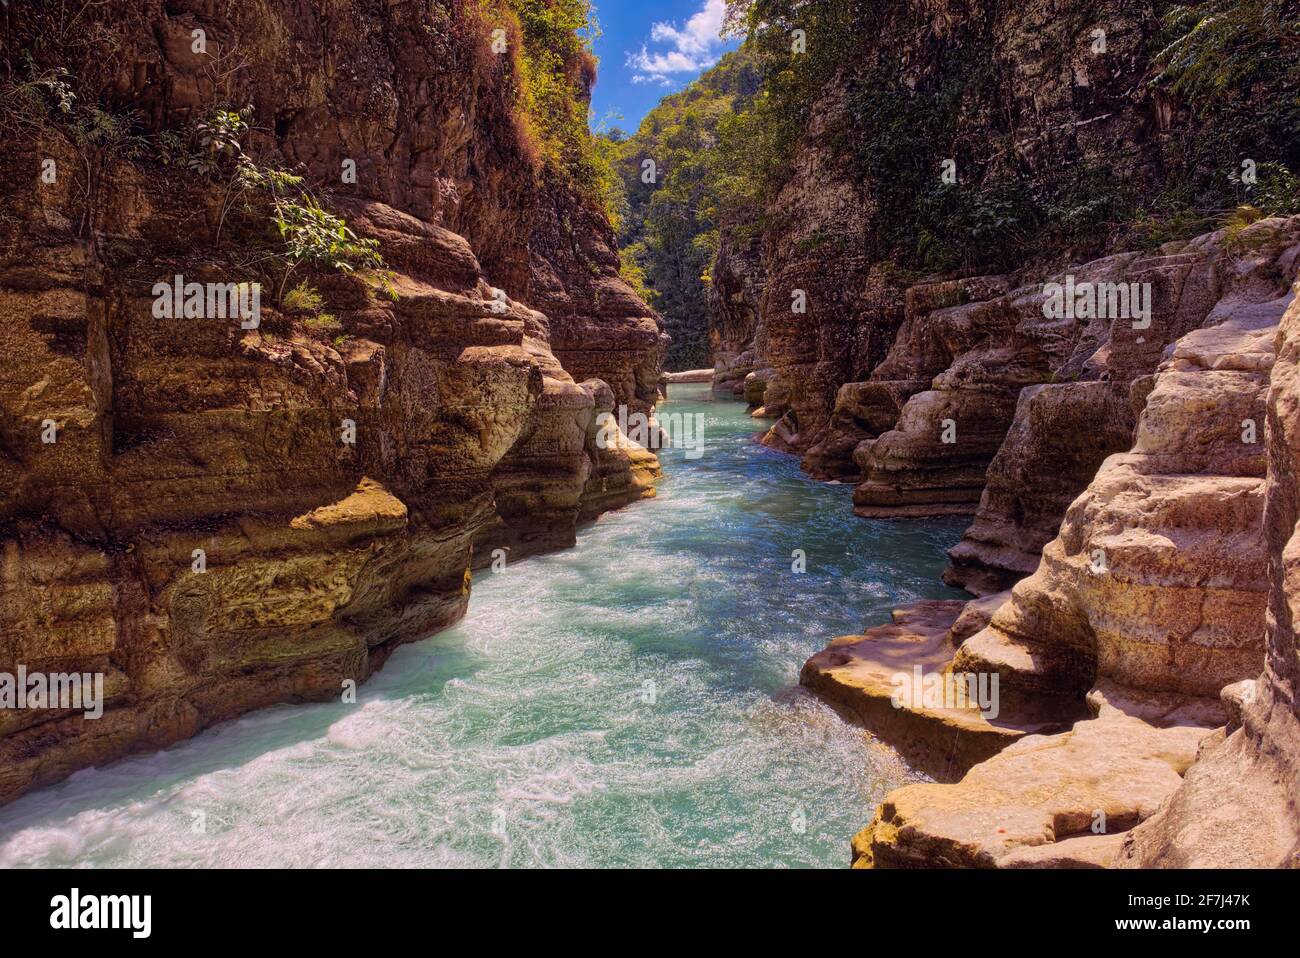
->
[801,600,1084,782]
[853,697,1217,868]
[951,625,1091,707]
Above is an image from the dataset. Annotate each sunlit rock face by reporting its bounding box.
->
[944,222,1300,594]
[0,0,660,805]
[1116,285,1300,870]
[955,221,1298,708]
[805,220,1300,868]
[941,381,1136,595]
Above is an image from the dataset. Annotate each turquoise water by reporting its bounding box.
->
[0,384,966,868]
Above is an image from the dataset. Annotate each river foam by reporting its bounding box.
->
[0,384,966,868]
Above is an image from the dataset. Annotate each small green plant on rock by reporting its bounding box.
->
[189,107,252,178]
[1248,162,1300,217]
[365,269,401,303]
[160,104,383,297]
[303,313,341,333]
[0,63,75,131]
[1220,204,1285,253]
[283,281,325,314]
[273,195,381,274]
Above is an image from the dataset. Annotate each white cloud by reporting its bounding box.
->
[626,0,727,86]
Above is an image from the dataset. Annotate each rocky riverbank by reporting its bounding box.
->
[673,0,1299,868]
[0,1,661,806]
[801,217,1300,867]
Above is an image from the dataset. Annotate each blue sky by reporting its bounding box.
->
[588,0,739,136]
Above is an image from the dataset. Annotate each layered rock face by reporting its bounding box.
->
[958,224,1297,705]
[848,228,1292,538]
[942,381,1135,595]
[750,78,906,457]
[0,0,659,804]
[709,219,767,400]
[854,683,1214,868]
[528,193,666,423]
[747,1,1163,473]
[1116,289,1300,869]
[804,219,1300,867]
[944,223,1300,592]
[800,600,1084,782]
[852,263,1290,865]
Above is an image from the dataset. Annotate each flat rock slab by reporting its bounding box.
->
[801,600,1082,782]
[854,699,1216,868]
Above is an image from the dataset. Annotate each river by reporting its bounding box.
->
[0,383,966,868]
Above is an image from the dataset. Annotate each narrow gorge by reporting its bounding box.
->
[1,0,1298,874]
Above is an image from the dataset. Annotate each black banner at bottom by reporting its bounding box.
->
[0,867,1286,943]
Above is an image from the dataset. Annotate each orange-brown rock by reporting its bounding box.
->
[810,224,1299,868]
[851,235,1268,522]
[943,381,1135,594]
[946,221,1300,593]
[855,683,1217,868]
[0,0,661,806]
[1115,286,1300,868]
[956,295,1282,705]
[801,600,1083,782]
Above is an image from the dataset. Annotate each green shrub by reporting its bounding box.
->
[283,282,325,314]
[272,196,381,273]
[1249,162,1300,216]
[502,0,619,221]
[304,313,341,333]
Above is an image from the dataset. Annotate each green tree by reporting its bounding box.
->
[613,50,762,368]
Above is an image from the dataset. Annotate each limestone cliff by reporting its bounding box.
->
[746,0,1168,473]
[0,0,660,804]
[752,75,903,463]
[1116,286,1300,869]
[726,0,1299,869]
[802,218,1300,866]
[709,217,767,403]
[943,224,1299,592]
[711,0,1296,544]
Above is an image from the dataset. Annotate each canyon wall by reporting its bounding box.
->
[709,217,766,401]
[750,75,904,462]
[691,0,1191,597]
[0,0,660,804]
[707,0,1295,594]
[1116,287,1300,869]
[802,218,1300,866]
[744,1,1164,476]
[720,0,1299,868]
[940,228,1290,592]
